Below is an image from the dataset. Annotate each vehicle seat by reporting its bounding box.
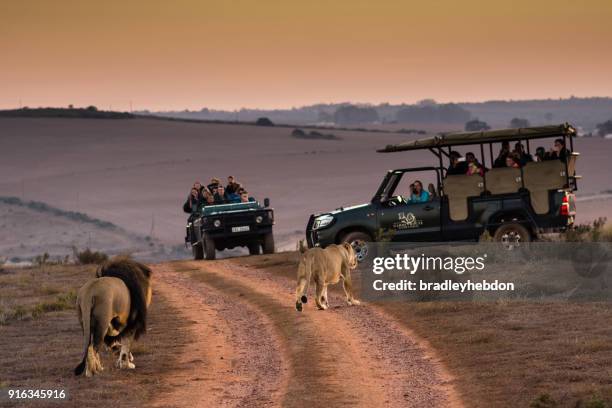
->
[485,167,522,195]
[523,160,566,214]
[443,174,484,221]
[567,152,579,177]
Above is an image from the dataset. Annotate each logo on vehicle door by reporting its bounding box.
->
[394,212,423,229]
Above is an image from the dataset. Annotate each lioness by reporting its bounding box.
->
[74,257,152,377]
[295,242,360,311]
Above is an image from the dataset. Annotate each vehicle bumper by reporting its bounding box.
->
[305,215,335,248]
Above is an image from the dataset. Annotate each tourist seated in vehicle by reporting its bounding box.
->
[183,187,202,214]
[427,183,437,199]
[535,146,547,162]
[214,185,240,204]
[505,153,521,168]
[447,151,468,175]
[208,177,221,192]
[226,176,241,195]
[513,142,533,166]
[193,181,204,194]
[240,190,256,203]
[408,180,430,203]
[546,138,570,161]
[202,188,215,206]
[493,141,510,168]
[465,152,485,176]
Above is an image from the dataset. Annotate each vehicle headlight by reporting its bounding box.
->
[255,216,263,224]
[213,219,222,227]
[313,214,334,230]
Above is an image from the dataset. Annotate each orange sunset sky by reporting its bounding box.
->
[1,0,611,111]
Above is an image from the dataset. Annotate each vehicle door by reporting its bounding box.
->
[378,197,441,241]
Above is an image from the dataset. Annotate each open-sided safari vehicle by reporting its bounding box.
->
[306,124,579,261]
[186,199,275,260]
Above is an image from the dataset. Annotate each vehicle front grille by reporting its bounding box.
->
[224,214,254,226]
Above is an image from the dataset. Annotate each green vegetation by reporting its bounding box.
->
[30,291,77,318]
[291,128,341,140]
[465,118,491,131]
[0,291,77,324]
[596,119,612,137]
[255,117,274,126]
[72,247,109,265]
[565,217,612,242]
[509,117,531,128]
[333,105,379,126]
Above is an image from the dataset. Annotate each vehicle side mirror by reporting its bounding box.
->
[264,198,270,207]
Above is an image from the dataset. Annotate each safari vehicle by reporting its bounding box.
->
[186,199,275,260]
[306,124,579,260]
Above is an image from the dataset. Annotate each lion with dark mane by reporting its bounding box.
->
[74,257,153,377]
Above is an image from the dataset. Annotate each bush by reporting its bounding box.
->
[530,393,557,408]
[72,247,108,265]
[255,117,274,126]
[290,128,341,140]
[31,291,77,318]
[565,217,612,242]
[465,119,491,131]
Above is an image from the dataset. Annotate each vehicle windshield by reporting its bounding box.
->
[201,201,261,215]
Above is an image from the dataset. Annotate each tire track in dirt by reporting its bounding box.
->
[170,259,462,408]
[151,265,286,407]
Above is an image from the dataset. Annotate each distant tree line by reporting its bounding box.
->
[395,103,471,124]
[0,107,133,119]
[596,120,612,136]
[333,105,379,126]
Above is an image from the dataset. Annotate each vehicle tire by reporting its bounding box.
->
[341,231,371,263]
[493,222,531,250]
[203,234,216,260]
[248,242,261,255]
[262,232,275,254]
[192,243,204,260]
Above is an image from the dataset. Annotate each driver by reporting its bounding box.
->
[408,180,430,203]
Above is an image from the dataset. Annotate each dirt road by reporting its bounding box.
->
[152,258,462,408]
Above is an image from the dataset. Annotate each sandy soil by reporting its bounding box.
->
[2,117,610,258]
[151,259,461,408]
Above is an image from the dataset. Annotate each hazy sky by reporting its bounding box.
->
[1,0,611,111]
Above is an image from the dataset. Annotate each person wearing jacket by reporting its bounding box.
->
[214,185,241,204]
[183,187,202,213]
[409,180,430,203]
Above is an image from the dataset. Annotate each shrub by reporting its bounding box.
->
[72,247,108,265]
[465,119,491,131]
[255,117,274,126]
[31,291,76,318]
[530,393,557,408]
[565,217,612,242]
[290,128,341,140]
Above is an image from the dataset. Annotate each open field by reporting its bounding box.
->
[1,117,612,260]
[1,253,611,407]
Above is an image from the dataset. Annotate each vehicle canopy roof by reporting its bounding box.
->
[377,123,576,153]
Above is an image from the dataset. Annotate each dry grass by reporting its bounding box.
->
[235,251,612,408]
[0,264,190,408]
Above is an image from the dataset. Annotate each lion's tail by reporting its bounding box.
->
[295,255,313,312]
[74,296,94,376]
